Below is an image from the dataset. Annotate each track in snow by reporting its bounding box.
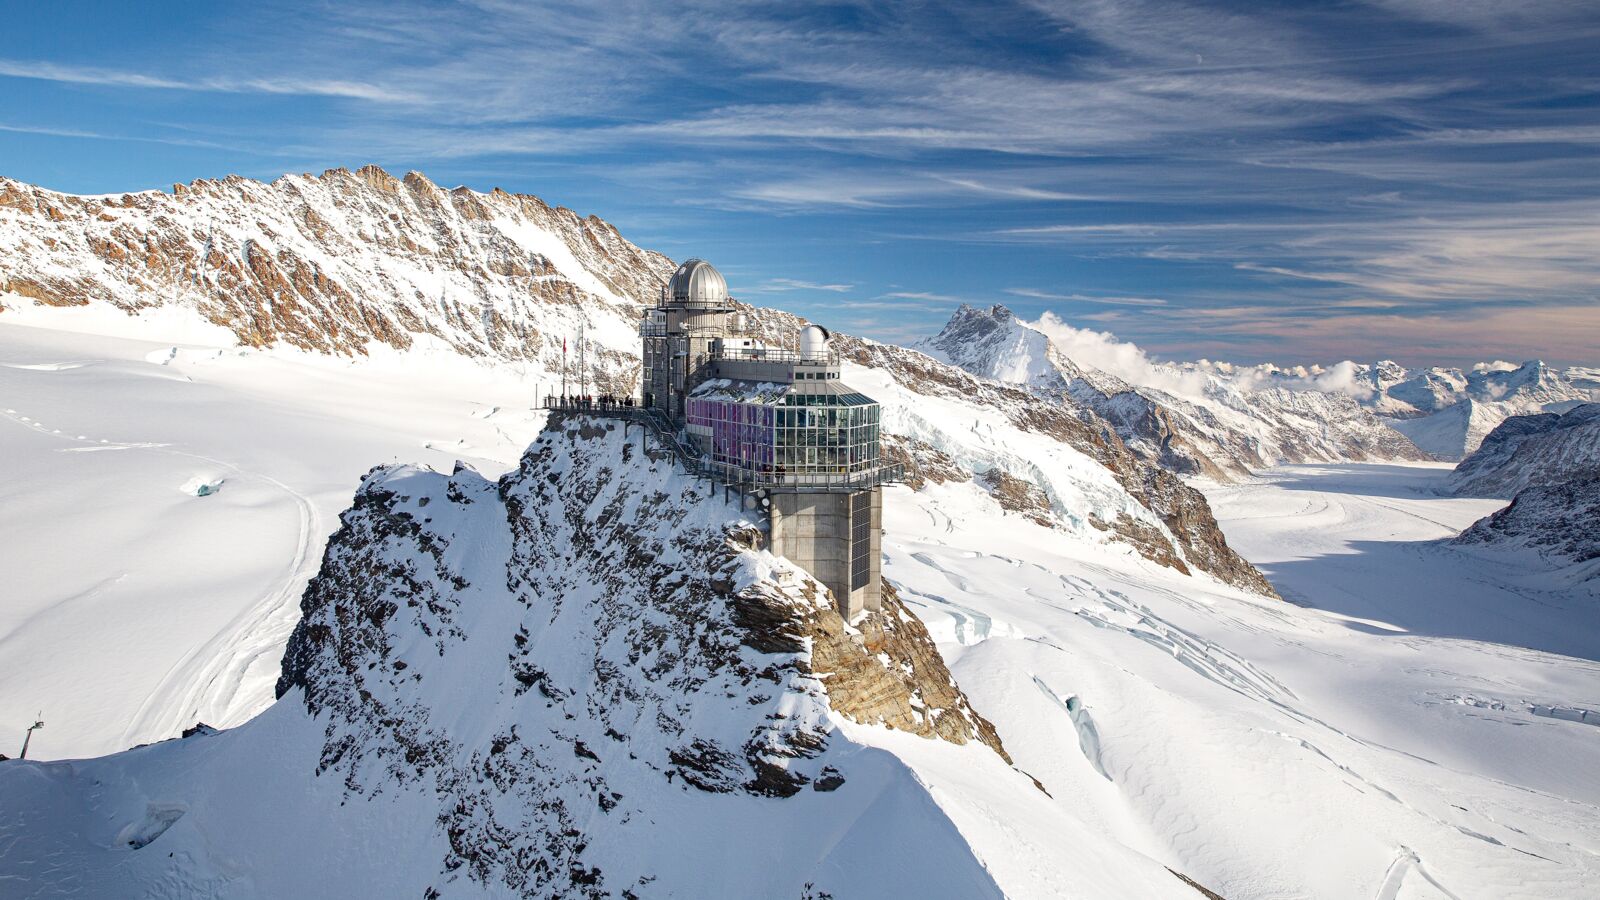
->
[1,402,322,742]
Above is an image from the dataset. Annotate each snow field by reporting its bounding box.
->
[0,310,552,758]
[2,307,1597,897]
[878,464,1599,898]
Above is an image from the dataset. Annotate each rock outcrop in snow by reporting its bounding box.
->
[918,304,1426,481]
[1448,404,1600,582]
[1453,476,1600,581]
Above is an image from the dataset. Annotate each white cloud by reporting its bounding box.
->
[0,58,412,102]
[752,278,855,293]
[1224,359,1375,399]
[1030,311,1212,398]
[1031,311,1379,399]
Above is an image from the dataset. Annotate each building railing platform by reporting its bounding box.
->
[541,399,901,494]
[709,346,840,366]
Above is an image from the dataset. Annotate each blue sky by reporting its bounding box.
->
[2,1,1597,366]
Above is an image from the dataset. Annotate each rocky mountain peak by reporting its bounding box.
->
[1450,402,1600,498]
[918,303,1068,394]
[0,166,675,391]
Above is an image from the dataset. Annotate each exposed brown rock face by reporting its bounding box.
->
[749,575,1011,762]
[981,469,1056,528]
[4,277,86,306]
[0,166,672,393]
[882,434,971,490]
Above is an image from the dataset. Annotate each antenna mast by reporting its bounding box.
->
[578,319,589,398]
[19,713,43,759]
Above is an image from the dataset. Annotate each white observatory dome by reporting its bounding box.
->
[666,258,729,306]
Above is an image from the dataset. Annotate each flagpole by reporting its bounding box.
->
[561,337,568,403]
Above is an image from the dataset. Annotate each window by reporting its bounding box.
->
[850,491,872,591]
[688,384,882,479]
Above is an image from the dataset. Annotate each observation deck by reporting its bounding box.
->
[541,398,903,494]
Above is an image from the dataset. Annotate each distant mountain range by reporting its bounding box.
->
[918,304,1427,480]
[1211,357,1598,461]
[918,304,1598,475]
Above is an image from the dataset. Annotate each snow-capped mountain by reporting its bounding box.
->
[0,415,1201,899]
[0,166,671,391]
[918,305,1426,480]
[1374,362,1596,460]
[1449,403,1600,498]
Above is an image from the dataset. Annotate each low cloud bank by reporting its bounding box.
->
[1031,311,1374,400]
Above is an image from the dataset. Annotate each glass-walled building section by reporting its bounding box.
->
[686,381,882,480]
[685,395,777,474]
[774,394,879,476]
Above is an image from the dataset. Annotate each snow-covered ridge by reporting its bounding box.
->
[0,165,671,391]
[1448,404,1600,583]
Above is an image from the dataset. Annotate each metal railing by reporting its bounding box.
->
[542,399,901,493]
[709,346,839,365]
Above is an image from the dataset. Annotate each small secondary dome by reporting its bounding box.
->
[667,258,729,306]
[799,324,831,360]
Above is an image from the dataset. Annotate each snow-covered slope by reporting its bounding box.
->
[9,421,1600,898]
[1449,403,1600,497]
[918,305,1426,480]
[0,309,557,760]
[0,416,1199,900]
[0,166,670,390]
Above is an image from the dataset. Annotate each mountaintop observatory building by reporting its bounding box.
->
[641,258,898,620]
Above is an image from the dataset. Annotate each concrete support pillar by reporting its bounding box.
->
[768,487,882,620]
